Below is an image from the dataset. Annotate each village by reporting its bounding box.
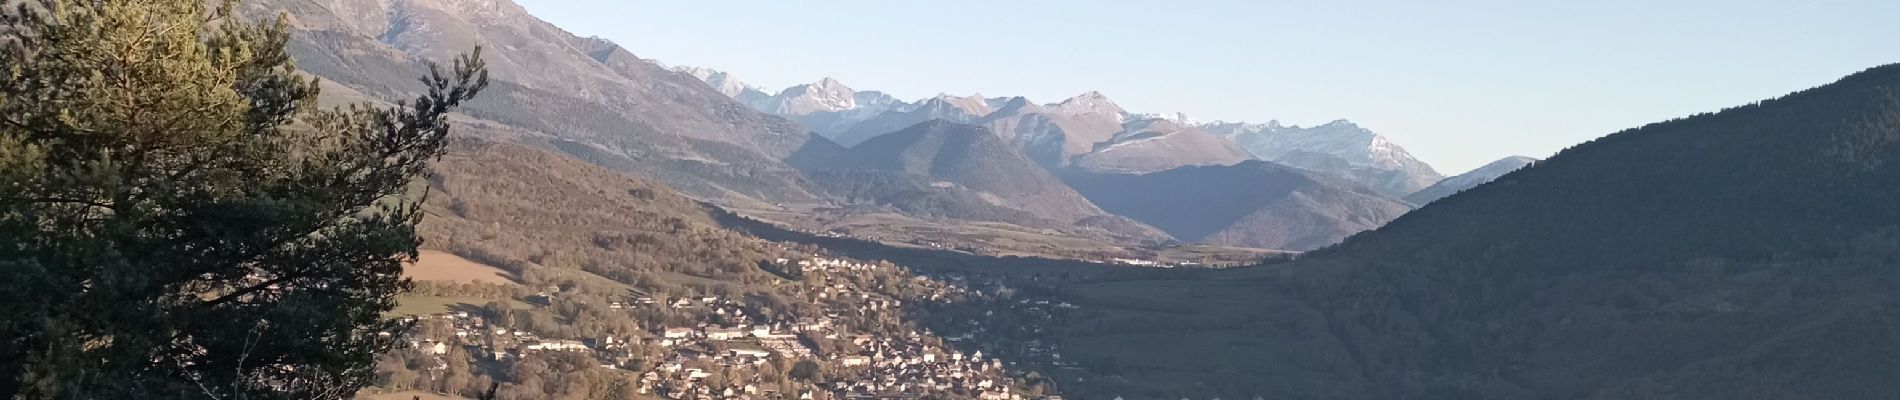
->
[394,255,1069,400]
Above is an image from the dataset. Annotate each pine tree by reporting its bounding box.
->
[0,0,486,398]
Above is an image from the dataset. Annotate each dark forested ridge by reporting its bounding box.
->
[1053,64,1900,399]
[1331,64,1900,269]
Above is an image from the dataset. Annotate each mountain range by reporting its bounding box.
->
[1069,118,1254,173]
[788,121,1164,240]
[1206,119,1447,197]
[693,70,1450,195]
[680,69,1485,249]
[261,0,1524,253]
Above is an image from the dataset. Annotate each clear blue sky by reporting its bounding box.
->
[516,0,1899,173]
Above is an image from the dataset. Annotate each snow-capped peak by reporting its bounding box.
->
[812,77,851,92]
[1047,91,1127,120]
[674,66,767,100]
[765,78,859,115]
[1127,112,1196,125]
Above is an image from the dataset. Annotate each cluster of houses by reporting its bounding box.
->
[398,311,632,365]
[393,253,1053,400]
[823,333,1026,399]
[624,256,1033,399]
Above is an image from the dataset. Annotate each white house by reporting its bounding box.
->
[662,327,694,339]
[706,327,746,341]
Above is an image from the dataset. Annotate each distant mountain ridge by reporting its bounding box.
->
[1404,156,1538,205]
[1207,119,1446,197]
[790,121,1120,227]
[269,0,1431,253]
[1063,161,1413,250]
[682,69,1446,196]
[1070,119,1253,173]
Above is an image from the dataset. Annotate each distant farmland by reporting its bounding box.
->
[402,250,516,285]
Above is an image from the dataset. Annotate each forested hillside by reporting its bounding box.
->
[1053,64,1900,399]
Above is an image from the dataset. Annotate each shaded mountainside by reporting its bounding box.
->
[975,95,1126,168]
[828,95,996,147]
[255,0,819,205]
[789,121,1151,238]
[1404,155,1539,205]
[1056,64,1900,399]
[1071,119,1254,174]
[1062,161,1412,251]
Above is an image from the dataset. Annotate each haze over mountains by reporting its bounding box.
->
[257,0,1540,257]
[680,68,1510,249]
[694,70,1445,187]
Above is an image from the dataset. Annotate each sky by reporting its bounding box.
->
[516,0,1900,174]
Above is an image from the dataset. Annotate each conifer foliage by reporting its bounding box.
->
[0,0,486,398]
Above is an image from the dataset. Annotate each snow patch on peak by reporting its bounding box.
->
[1048,91,1127,120]
[1321,119,1359,128]
[812,77,851,91]
[921,94,995,117]
[1128,112,1196,125]
[766,79,860,115]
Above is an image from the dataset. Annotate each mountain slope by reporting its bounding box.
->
[751,78,912,139]
[1209,120,1444,197]
[1062,161,1412,251]
[1403,155,1539,205]
[1057,64,1900,399]
[974,95,1125,168]
[255,0,819,205]
[793,121,1114,226]
[677,66,773,108]
[828,95,995,147]
[761,77,859,116]
[1070,119,1255,173]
